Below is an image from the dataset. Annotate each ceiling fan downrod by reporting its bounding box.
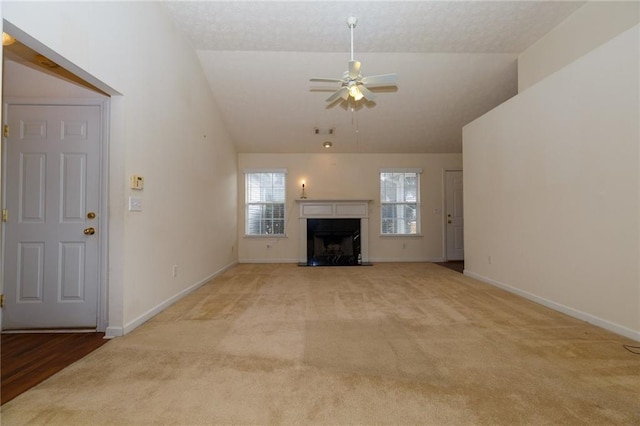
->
[347,17,357,62]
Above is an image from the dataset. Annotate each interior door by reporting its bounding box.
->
[445,170,464,261]
[3,103,101,329]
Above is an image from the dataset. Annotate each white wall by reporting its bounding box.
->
[2,2,238,335]
[518,1,639,92]
[463,25,640,340]
[238,153,462,263]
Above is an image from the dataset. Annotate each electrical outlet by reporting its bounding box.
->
[172,265,178,277]
[488,256,492,264]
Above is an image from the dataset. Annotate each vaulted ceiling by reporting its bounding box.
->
[163,1,585,154]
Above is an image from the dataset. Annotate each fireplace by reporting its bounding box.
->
[307,219,361,266]
[297,200,370,266]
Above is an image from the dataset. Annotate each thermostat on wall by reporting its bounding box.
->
[130,174,144,190]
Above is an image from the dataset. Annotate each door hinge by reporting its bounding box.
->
[1,209,7,222]
[3,124,8,137]
[0,294,4,308]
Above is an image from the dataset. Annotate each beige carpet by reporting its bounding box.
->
[2,263,639,425]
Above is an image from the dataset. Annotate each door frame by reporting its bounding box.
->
[1,97,110,332]
[441,168,463,262]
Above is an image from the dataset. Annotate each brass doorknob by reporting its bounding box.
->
[84,227,96,235]
[447,220,452,224]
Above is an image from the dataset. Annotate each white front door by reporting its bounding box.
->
[3,103,101,329]
[445,170,464,261]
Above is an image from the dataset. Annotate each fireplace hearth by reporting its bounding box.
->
[307,219,360,266]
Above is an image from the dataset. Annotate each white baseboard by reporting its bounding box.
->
[238,258,298,264]
[464,270,640,343]
[104,326,122,339]
[370,257,446,263]
[104,261,237,339]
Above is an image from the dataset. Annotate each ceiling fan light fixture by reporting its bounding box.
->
[347,81,364,101]
[348,84,364,101]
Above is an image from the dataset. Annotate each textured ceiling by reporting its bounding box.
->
[163,1,585,153]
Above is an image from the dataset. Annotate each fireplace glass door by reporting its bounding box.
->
[306,219,361,266]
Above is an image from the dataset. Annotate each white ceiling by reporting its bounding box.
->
[163,1,585,154]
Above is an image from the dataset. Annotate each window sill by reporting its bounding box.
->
[379,234,423,238]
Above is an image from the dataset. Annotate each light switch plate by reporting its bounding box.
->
[128,197,142,212]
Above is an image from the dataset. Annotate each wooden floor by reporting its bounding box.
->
[434,260,464,273]
[1,332,108,405]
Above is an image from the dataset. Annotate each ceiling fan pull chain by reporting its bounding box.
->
[352,109,360,146]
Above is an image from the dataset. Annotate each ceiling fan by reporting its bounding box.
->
[310,17,398,103]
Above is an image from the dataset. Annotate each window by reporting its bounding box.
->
[380,169,421,235]
[245,170,286,236]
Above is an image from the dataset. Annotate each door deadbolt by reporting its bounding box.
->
[87,212,96,219]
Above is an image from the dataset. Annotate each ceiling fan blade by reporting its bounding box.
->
[310,88,343,93]
[348,60,361,79]
[310,78,344,83]
[361,73,397,87]
[359,84,376,101]
[326,87,348,103]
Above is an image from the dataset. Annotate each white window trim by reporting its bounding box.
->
[380,168,422,236]
[244,169,287,237]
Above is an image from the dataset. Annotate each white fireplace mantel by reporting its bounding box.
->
[297,199,371,264]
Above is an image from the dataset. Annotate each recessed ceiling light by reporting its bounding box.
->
[323,141,332,149]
